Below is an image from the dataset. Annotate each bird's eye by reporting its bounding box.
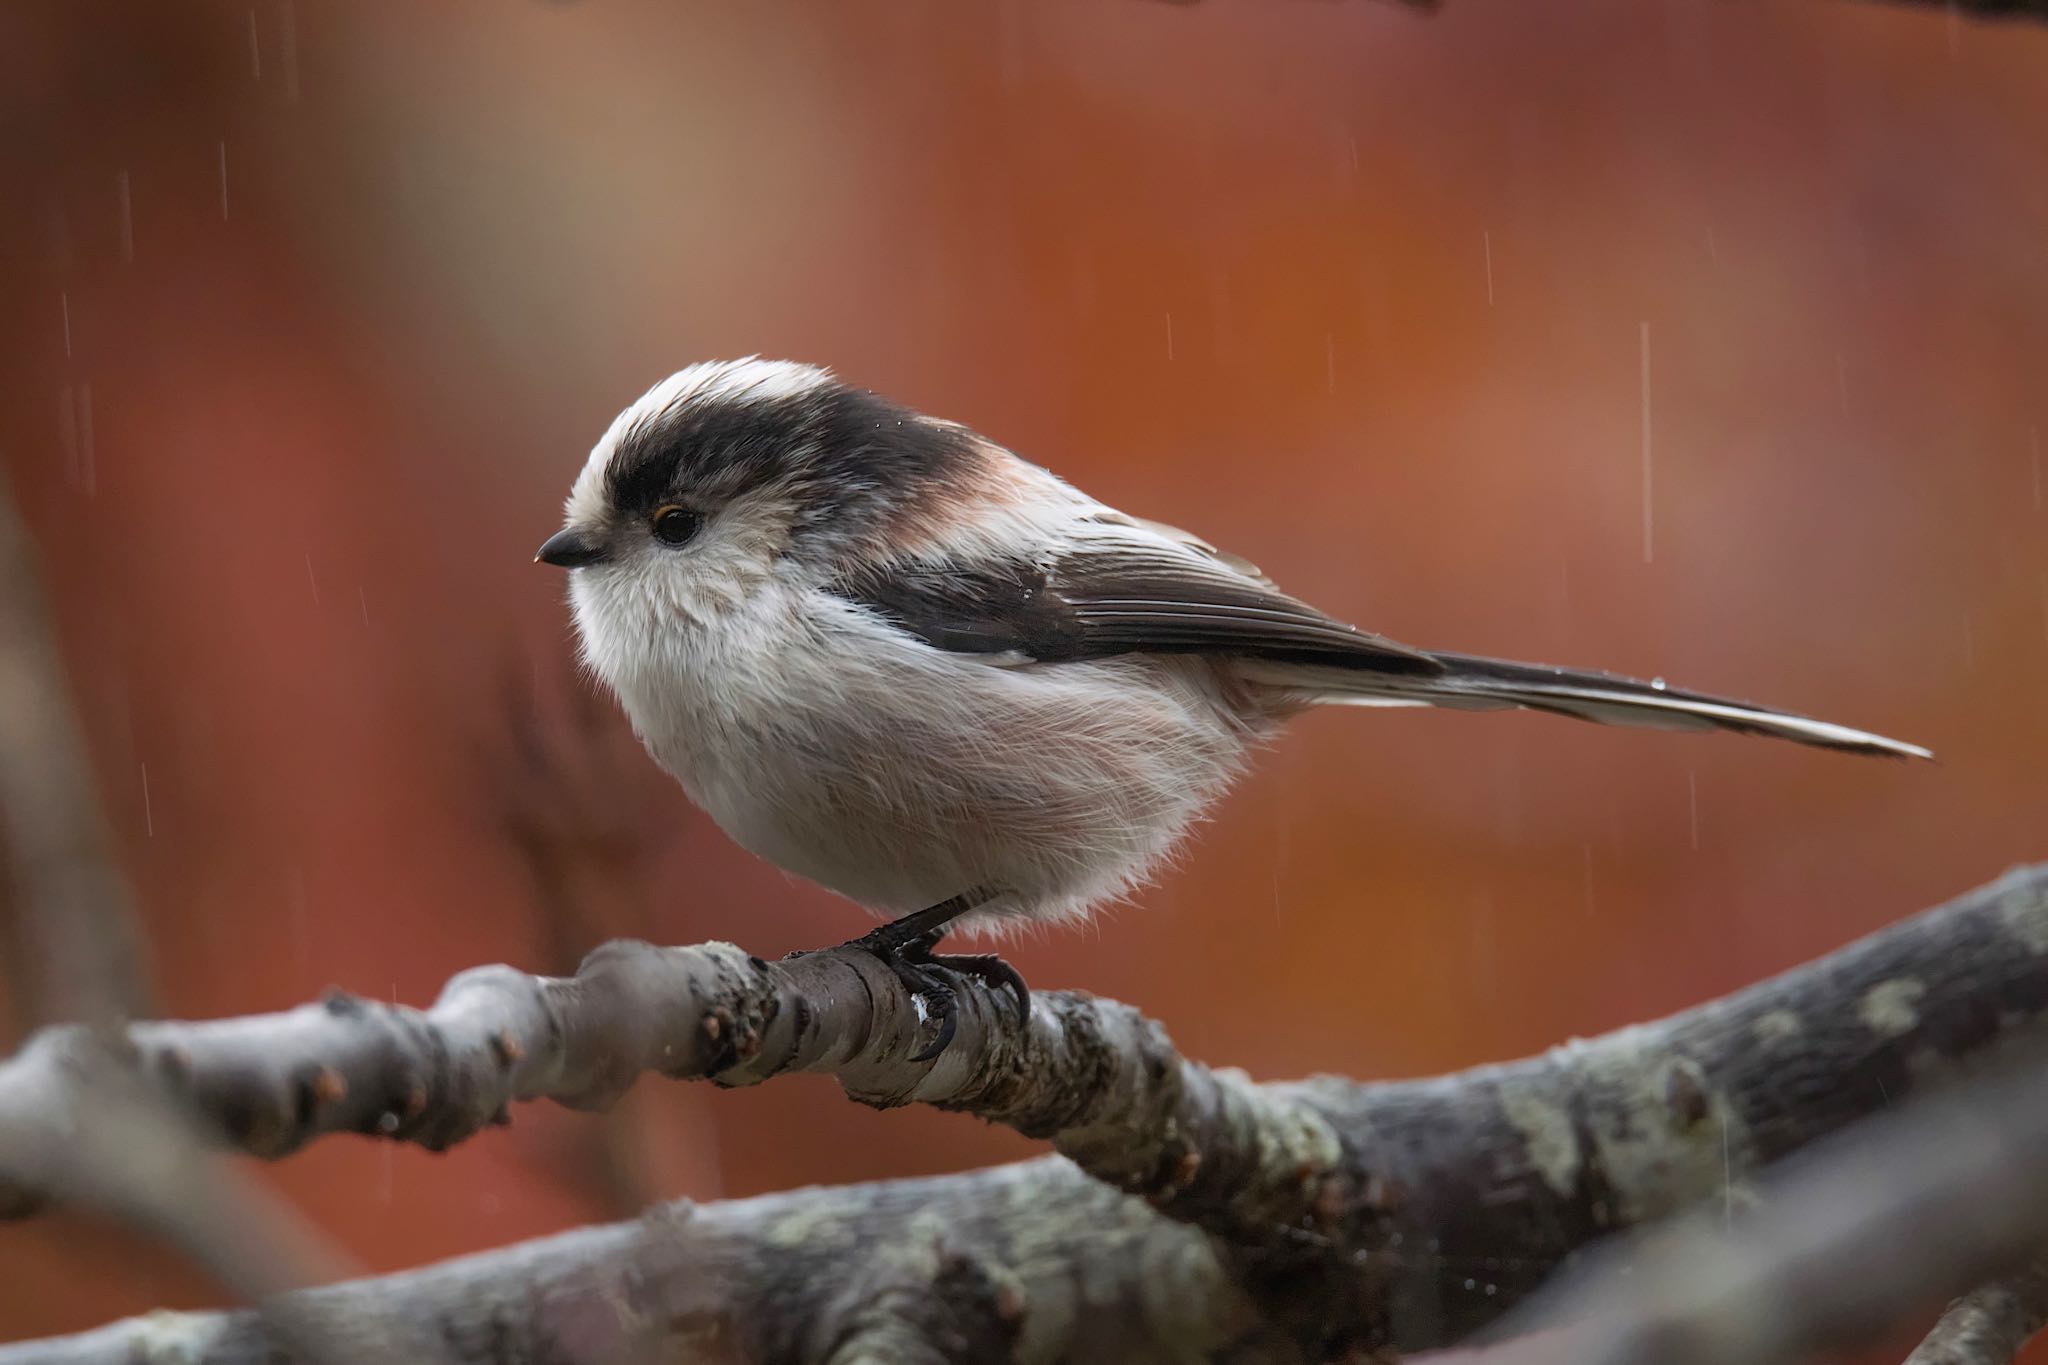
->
[651,505,702,546]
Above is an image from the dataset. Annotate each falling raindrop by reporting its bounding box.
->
[1482,230,1495,307]
[305,553,320,605]
[140,761,154,838]
[358,586,370,627]
[1165,312,1175,362]
[217,141,230,220]
[60,291,71,357]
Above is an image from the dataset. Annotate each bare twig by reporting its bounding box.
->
[0,478,151,1025]
[1906,1259,2048,1365]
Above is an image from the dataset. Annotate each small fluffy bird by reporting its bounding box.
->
[540,359,1927,1056]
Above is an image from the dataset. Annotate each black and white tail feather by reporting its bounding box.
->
[1266,651,1930,759]
[847,491,1931,763]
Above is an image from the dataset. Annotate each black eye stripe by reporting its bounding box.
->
[652,506,702,546]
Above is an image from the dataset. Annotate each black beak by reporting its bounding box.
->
[535,527,608,568]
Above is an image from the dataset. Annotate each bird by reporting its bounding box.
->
[538,358,1929,1058]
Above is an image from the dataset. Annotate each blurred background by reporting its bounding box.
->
[2,0,2045,1347]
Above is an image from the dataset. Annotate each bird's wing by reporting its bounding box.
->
[828,518,1443,674]
[1099,510,1279,588]
[828,509,1930,760]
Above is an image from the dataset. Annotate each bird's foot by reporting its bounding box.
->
[918,948,1030,1027]
[836,922,1030,1062]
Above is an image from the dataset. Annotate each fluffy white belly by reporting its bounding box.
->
[608,600,1265,933]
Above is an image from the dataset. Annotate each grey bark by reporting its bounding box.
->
[5,865,2048,1361]
[1491,1042,2048,1365]
[1906,1259,2048,1365]
[3,1161,1261,1365]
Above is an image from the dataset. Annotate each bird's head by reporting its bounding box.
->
[538,358,981,673]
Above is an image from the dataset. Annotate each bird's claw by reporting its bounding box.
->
[890,953,961,1062]
[834,927,1029,1061]
[924,952,1030,1027]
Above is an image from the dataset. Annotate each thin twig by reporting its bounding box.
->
[0,477,152,1025]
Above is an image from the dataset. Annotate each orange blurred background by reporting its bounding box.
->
[3,0,2046,1348]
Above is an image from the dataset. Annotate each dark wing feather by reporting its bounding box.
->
[833,537,1441,675]
[827,524,1931,759]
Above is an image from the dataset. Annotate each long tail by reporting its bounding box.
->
[1253,650,1932,759]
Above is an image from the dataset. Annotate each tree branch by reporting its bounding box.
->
[1869,0,2048,18]
[812,1239,1027,1365]
[1484,1044,2048,1365]
[4,864,2047,1360]
[0,934,1337,1250]
[0,1159,1259,1365]
[1906,1260,2048,1365]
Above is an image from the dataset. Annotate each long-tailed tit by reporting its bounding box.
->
[539,359,1928,1056]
